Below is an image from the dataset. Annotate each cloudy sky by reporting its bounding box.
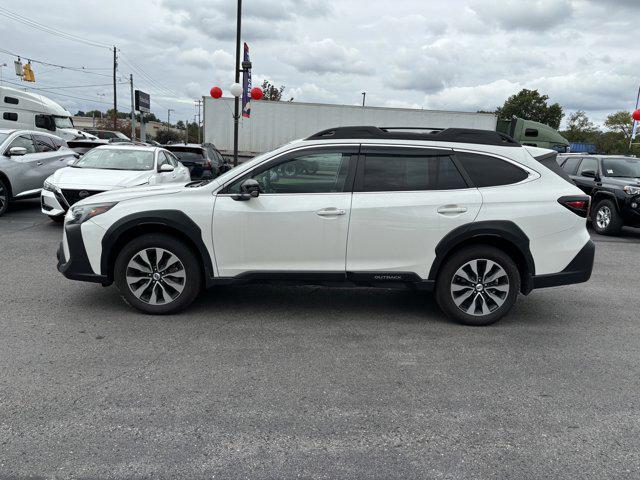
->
[0,0,638,127]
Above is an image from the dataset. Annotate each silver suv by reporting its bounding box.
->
[0,129,76,216]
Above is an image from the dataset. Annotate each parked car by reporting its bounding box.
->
[83,129,130,141]
[163,142,231,179]
[558,153,640,235]
[0,129,76,217]
[56,126,594,326]
[66,138,109,156]
[41,144,190,222]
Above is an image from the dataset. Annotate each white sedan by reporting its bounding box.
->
[41,144,190,222]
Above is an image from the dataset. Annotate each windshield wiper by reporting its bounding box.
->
[185,179,213,188]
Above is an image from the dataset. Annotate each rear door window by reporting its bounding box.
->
[359,153,467,191]
[560,156,581,175]
[455,152,529,187]
[33,135,56,152]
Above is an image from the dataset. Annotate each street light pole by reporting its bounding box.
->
[233,0,242,167]
[167,108,174,131]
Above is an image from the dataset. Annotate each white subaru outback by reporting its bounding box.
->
[57,126,594,325]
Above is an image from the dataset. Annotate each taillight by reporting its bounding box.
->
[558,195,591,218]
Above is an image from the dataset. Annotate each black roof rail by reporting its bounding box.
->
[305,126,520,147]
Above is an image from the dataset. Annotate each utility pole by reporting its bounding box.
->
[362,91,366,107]
[129,74,136,141]
[233,0,242,166]
[112,46,117,130]
[194,99,202,144]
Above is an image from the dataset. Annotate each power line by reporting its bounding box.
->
[0,6,111,50]
[119,52,185,99]
[2,79,129,106]
[0,47,114,78]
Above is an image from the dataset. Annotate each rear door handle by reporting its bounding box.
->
[437,205,467,215]
[316,207,346,217]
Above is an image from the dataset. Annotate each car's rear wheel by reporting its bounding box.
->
[435,246,520,326]
[592,199,623,236]
[114,234,202,314]
[0,177,10,217]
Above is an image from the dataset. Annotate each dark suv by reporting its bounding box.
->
[558,154,640,235]
[163,142,230,179]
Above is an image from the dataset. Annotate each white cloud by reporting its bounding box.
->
[286,38,373,75]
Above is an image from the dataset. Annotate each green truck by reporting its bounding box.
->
[497,117,570,152]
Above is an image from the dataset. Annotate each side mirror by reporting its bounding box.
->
[7,146,27,157]
[581,170,597,179]
[159,163,175,173]
[67,159,76,166]
[232,178,260,201]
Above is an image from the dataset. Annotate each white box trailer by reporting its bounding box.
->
[203,98,497,157]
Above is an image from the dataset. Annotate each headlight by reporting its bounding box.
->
[66,202,117,225]
[43,179,56,192]
[623,186,640,195]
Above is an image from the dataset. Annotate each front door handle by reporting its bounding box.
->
[36,161,43,166]
[316,207,346,217]
[437,205,467,215]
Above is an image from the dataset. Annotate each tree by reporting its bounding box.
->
[260,80,286,101]
[604,111,635,141]
[176,120,185,129]
[75,110,86,117]
[155,129,182,145]
[495,89,564,130]
[563,110,599,143]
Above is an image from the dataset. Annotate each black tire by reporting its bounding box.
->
[435,245,520,326]
[114,233,202,314]
[49,214,65,224]
[591,198,623,236]
[0,177,10,217]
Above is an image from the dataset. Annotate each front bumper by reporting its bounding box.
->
[532,240,595,289]
[41,189,67,217]
[57,222,110,285]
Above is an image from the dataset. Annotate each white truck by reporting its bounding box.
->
[0,86,94,141]
[203,98,498,158]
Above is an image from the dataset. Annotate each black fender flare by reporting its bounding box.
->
[590,189,620,213]
[428,220,536,294]
[100,210,214,284]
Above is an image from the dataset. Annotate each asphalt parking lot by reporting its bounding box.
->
[1,199,640,479]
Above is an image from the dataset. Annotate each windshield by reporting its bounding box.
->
[166,148,205,162]
[0,133,8,146]
[601,157,640,178]
[73,148,155,171]
[54,116,74,128]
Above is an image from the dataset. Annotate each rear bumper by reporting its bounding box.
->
[57,223,110,285]
[531,240,595,289]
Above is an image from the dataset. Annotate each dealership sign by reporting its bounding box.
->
[135,90,150,113]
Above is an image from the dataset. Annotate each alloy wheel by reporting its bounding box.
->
[0,183,7,212]
[126,248,186,305]
[596,206,611,230]
[450,259,510,316]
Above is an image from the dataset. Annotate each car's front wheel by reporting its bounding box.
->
[592,199,623,236]
[114,234,202,314]
[435,246,520,326]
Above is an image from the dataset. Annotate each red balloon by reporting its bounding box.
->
[250,87,264,101]
[633,109,640,121]
[210,86,222,99]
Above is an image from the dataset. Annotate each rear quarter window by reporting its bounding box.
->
[455,152,529,187]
